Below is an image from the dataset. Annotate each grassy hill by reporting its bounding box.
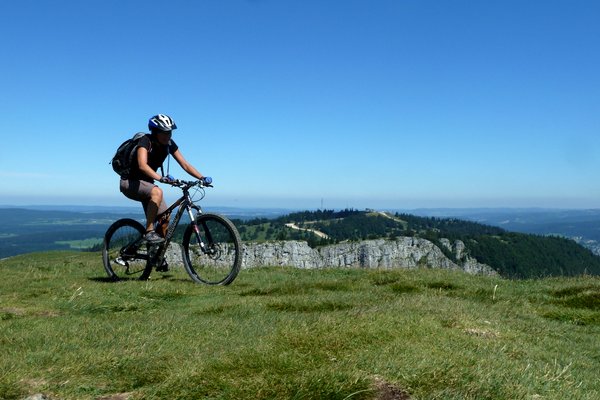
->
[1,251,599,399]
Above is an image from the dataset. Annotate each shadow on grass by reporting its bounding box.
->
[425,282,460,291]
[193,304,238,315]
[239,279,355,298]
[541,309,600,326]
[88,274,191,284]
[540,285,600,326]
[88,276,120,283]
[550,285,600,310]
[238,282,315,297]
[389,283,421,294]
[267,300,355,313]
[82,304,144,314]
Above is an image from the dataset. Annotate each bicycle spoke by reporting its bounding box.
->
[182,214,241,285]
[102,219,151,281]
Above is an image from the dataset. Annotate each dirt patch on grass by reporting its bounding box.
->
[464,327,499,339]
[1,307,25,316]
[0,308,59,319]
[374,377,411,400]
[96,392,133,400]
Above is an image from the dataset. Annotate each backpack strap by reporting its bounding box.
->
[157,139,173,178]
[158,140,173,178]
[165,140,172,176]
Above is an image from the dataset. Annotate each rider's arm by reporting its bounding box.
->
[137,147,163,181]
[172,149,204,181]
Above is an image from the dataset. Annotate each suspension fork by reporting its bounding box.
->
[186,203,208,252]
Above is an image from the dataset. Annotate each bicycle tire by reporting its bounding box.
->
[102,218,153,281]
[182,213,242,285]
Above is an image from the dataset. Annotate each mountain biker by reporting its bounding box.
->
[119,114,207,244]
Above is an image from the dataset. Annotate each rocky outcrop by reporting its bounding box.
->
[166,237,496,276]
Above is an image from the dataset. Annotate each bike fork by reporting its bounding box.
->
[186,206,207,252]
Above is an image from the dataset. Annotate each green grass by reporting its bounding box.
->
[1,252,600,399]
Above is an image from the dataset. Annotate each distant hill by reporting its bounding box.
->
[404,208,600,255]
[233,209,600,278]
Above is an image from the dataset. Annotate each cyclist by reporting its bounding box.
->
[119,114,207,244]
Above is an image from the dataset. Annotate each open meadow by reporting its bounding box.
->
[1,251,599,399]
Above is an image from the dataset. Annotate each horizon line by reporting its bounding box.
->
[2,204,600,212]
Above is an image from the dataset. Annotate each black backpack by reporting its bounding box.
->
[110,132,148,178]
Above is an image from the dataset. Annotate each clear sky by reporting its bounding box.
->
[1,0,599,210]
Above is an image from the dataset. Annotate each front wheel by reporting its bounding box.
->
[102,218,152,281]
[182,213,242,285]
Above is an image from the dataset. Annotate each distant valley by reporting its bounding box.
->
[0,206,288,259]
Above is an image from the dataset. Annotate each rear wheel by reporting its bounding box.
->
[102,218,152,281]
[182,213,242,285]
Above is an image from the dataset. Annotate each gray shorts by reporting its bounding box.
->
[120,179,168,215]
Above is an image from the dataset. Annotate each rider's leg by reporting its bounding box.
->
[120,179,165,243]
[157,214,170,238]
[145,186,164,233]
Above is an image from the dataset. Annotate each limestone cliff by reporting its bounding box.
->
[166,237,496,276]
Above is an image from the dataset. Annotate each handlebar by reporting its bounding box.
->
[163,179,213,189]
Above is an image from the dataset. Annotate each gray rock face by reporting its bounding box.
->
[23,395,50,400]
[166,237,496,276]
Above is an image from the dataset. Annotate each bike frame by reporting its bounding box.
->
[150,181,208,266]
[105,178,241,284]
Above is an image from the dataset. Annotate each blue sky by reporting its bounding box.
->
[1,0,599,210]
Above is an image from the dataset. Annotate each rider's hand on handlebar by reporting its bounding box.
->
[201,176,213,186]
[160,175,176,184]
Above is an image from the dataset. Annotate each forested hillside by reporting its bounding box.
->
[233,209,600,278]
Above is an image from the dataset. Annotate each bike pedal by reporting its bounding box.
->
[114,257,128,267]
[155,259,169,272]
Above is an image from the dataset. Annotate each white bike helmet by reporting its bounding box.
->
[148,114,177,132]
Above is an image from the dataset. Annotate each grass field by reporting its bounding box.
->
[1,251,599,399]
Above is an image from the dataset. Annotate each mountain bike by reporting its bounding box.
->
[102,179,242,285]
